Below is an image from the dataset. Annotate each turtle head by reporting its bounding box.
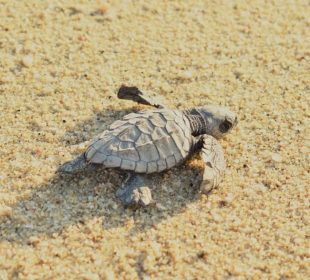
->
[196,105,238,139]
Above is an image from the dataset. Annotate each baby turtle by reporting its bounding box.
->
[59,86,238,207]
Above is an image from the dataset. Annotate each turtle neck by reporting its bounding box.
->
[183,108,208,136]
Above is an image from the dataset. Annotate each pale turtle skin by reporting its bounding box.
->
[59,86,238,207]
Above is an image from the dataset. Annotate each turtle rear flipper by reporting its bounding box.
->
[58,154,97,173]
[116,173,154,207]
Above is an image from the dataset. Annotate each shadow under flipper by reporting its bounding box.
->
[104,163,204,232]
[0,162,204,244]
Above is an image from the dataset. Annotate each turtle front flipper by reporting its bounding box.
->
[116,173,154,207]
[117,85,166,109]
[200,135,226,194]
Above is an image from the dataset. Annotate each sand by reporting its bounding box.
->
[0,0,309,279]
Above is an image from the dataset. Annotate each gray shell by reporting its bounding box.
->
[85,109,193,174]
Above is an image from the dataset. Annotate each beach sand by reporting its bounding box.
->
[0,0,309,279]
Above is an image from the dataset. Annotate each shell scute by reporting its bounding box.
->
[135,161,147,173]
[182,139,191,152]
[123,113,141,120]
[104,156,121,167]
[174,116,184,127]
[137,143,160,162]
[118,145,140,161]
[119,141,134,150]
[161,111,176,121]
[147,162,158,173]
[117,126,141,142]
[165,120,181,134]
[85,138,114,161]
[154,136,174,158]
[170,133,187,158]
[137,120,154,134]
[121,159,136,170]
[166,155,176,168]
[151,126,167,141]
[109,120,127,130]
[90,152,107,163]
[99,139,119,156]
[149,114,167,127]
[173,149,183,162]
[135,133,153,146]
[156,159,167,172]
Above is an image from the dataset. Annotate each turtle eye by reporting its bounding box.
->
[219,120,232,133]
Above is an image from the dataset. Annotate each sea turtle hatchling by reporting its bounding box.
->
[59,86,238,207]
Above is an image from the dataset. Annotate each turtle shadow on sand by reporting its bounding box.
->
[0,107,205,244]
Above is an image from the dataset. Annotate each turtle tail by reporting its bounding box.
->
[58,153,91,173]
